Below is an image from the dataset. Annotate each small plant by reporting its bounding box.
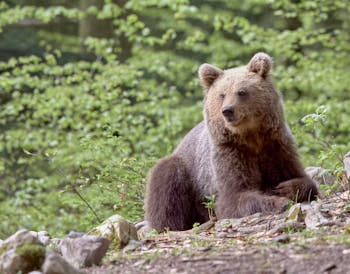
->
[203,194,218,221]
[282,223,296,234]
[192,222,200,228]
[145,229,159,239]
[172,247,181,256]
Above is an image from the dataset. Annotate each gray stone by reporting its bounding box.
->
[305,166,335,198]
[0,229,42,252]
[90,214,138,247]
[344,151,350,182]
[0,243,45,274]
[266,221,305,235]
[135,220,149,231]
[0,249,29,274]
[60,235,110,268]
[286,203,303,222]
[37,231,51,246]
[66,231,85,239]
[50,238,62,253]
[137,224,154,240]
[123,240,142,253]
[42,249,83,274]
[217,232,228,238]
[215,218,243,231]
[272,234,290,243]
[304,201,331,230]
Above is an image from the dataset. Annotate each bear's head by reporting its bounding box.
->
[199,53,284,147]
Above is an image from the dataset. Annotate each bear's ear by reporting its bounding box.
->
[247,52,272,78]
[198,63,223,90]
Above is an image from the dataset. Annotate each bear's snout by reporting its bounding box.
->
[222,105,234,120]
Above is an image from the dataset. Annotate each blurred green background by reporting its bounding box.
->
[0,0,349,238]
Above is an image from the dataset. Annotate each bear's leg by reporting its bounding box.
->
[217,191,288,218]
[145,155,196,232]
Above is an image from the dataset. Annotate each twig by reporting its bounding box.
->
[23,149,102,223]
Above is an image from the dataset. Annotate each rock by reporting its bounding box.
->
[123,240,142,253]
[0,229,42,252]
[0,243,45,274]
[236,227,255,234]
[305,166,335,198]
[28,271,43,274]
[60,235,110,268]
[42,249,83,274]
[286,203,303,222]
[66,231,85,239]
[344,151,350,182]
[303,201,331,230]
[90,214,138,247]
[266,221,305,235]
[135,220,149,231]
[272,234,290,244]
[1,249,29,274]
[50,238,62,253]
[137,224,154,240]
[217,232,227,238]
[215,218,243,232]
[37,231,51,246]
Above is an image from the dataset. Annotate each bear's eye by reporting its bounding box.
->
[237,90,247,97]
[219,94,225,100]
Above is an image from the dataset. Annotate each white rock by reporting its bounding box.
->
[0,243,45,274]
[66,231,85,238]
[285,203,303,222]
[90,214,138,247]
[137,224,154,240]
[49,238,62,253]
[37,231,51,246]
[123,239,142,253]
[215,218,243,231]
[28,272,43,274]
[135,220,149,231]
[0,249,29,274]
[344,151,350,181]
[305,166,335,198]
[60,235,110,268]
[304,202,330,230]
[0,229,42,251]
[42,249,83,274]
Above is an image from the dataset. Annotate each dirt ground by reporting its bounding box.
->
[85,240,350,274]
[84,193,350,274]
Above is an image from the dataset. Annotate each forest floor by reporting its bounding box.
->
[84,193,350,274]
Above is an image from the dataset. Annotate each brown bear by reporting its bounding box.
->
[145,53,318,232]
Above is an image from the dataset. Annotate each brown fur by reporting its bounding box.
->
[145,53,318,232]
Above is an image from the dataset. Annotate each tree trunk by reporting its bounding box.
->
[79,0,132,62]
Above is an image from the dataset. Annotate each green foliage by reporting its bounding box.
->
[203,194,217,221]
[15,243,46,273]
[0,0,349,238]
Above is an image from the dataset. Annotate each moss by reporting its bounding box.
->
[0,243,8,257]
[15,243,46,272]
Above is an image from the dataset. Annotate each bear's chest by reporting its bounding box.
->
[257,145,288,191]
[212,143,287,192]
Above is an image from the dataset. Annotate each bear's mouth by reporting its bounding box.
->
[224,116,243,127]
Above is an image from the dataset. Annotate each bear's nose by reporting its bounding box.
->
[222,106,234,118]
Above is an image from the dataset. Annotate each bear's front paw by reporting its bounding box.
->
[273,180,301,201]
